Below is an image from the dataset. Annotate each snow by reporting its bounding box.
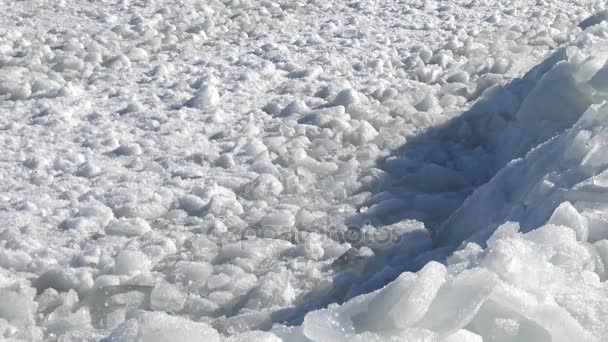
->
[3,0,608,340]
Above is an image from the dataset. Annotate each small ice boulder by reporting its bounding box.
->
[418,46,433,63]
[490,57,511,74]
[244,271,296,310]
[241,173,284,200]
[179,194,207,215]
[444,329,483,342]
[259,210,296,234]
[31,78,62,97]
[175,261,212,290]
[106,217,151,237]
[360,261,447,330]
[0,287,37,327]
[114,250,150,275]
[418,268,499,335]
[136,312,220,342]
[206,195,244,217]
[280,99,309,117]
[415,93,439,112]
[227,331,283,342]
[346,120,379,146]
[216,154,236,168]
[447,70,470,83]
[185,84,220,109]
[150,281,186,313]
[547,201,588,241]
[113,143,142,156]
[120,100,145,114]
[331,88,361,107]
[34,268,81,293]
[52,54,85,72]
[103,319,139,341]
[485,13,501,23]
[127,47,148,62]
[475,73,503,97]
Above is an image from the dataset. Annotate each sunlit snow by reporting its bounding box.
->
[1,0,608,341]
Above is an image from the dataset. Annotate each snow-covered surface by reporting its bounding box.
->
[2,0,608,341]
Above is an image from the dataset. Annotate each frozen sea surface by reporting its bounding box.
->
[2,0,608,341]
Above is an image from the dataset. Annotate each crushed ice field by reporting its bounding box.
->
[4,0,608,341]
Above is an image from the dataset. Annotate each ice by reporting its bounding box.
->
[5,0,608,340]
[259,210,296,234]
[332,88,362,108]
[281,99,309,117]
[578,10,608,30]
[0,286,37,327]
[34,268,82,294]
[109,312,220,342]
[106,217,151,237]
[127,47,148,62]
[356,262,447,331]
[446,70,470,83]
[150,281,186,313]
[547,202,589,241]
[185,84,221,109]
[113,143,142,156]
[244,270,296,310]
[114,250,150,275]
[227,331,283,342]
[178,194,206,215]
[346,120,379,146]
[417,269,499,336]
[443,330,483,342]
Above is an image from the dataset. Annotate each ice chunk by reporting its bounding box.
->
[0,287,36,327]
[418,268,499,336]
[113,143,142,156]
[136,312,220,342]
[281,99,309,116]
[475,73,503,97]
[346,120,378,146]
[105,218,151,237]
[175,261,212,290]
[114,250,150,275]
[332,88,361,107]
[415,93,439,112]
[185,84,220,109]
[259,210,296,234]
[547,202,588,241]
[44,299,92,336]
[356,262,447,330]
[241,173,283,200]
[127,47,148,62]
[516,62,591,126]
[206,273,232,291]
[227,331,283,342]
[150,281,185,313]
[101,319,139,342]
[244,271,296,310]
[34,268,81,293]
[206,195,244,217]
[178,194,206,215]
[447,71,470,83]
[443,329,483,342]
[120,100,145,114]
[52,54,85,72]
[467,296,555,342]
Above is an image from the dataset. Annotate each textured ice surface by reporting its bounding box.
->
[2,0,608,341]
